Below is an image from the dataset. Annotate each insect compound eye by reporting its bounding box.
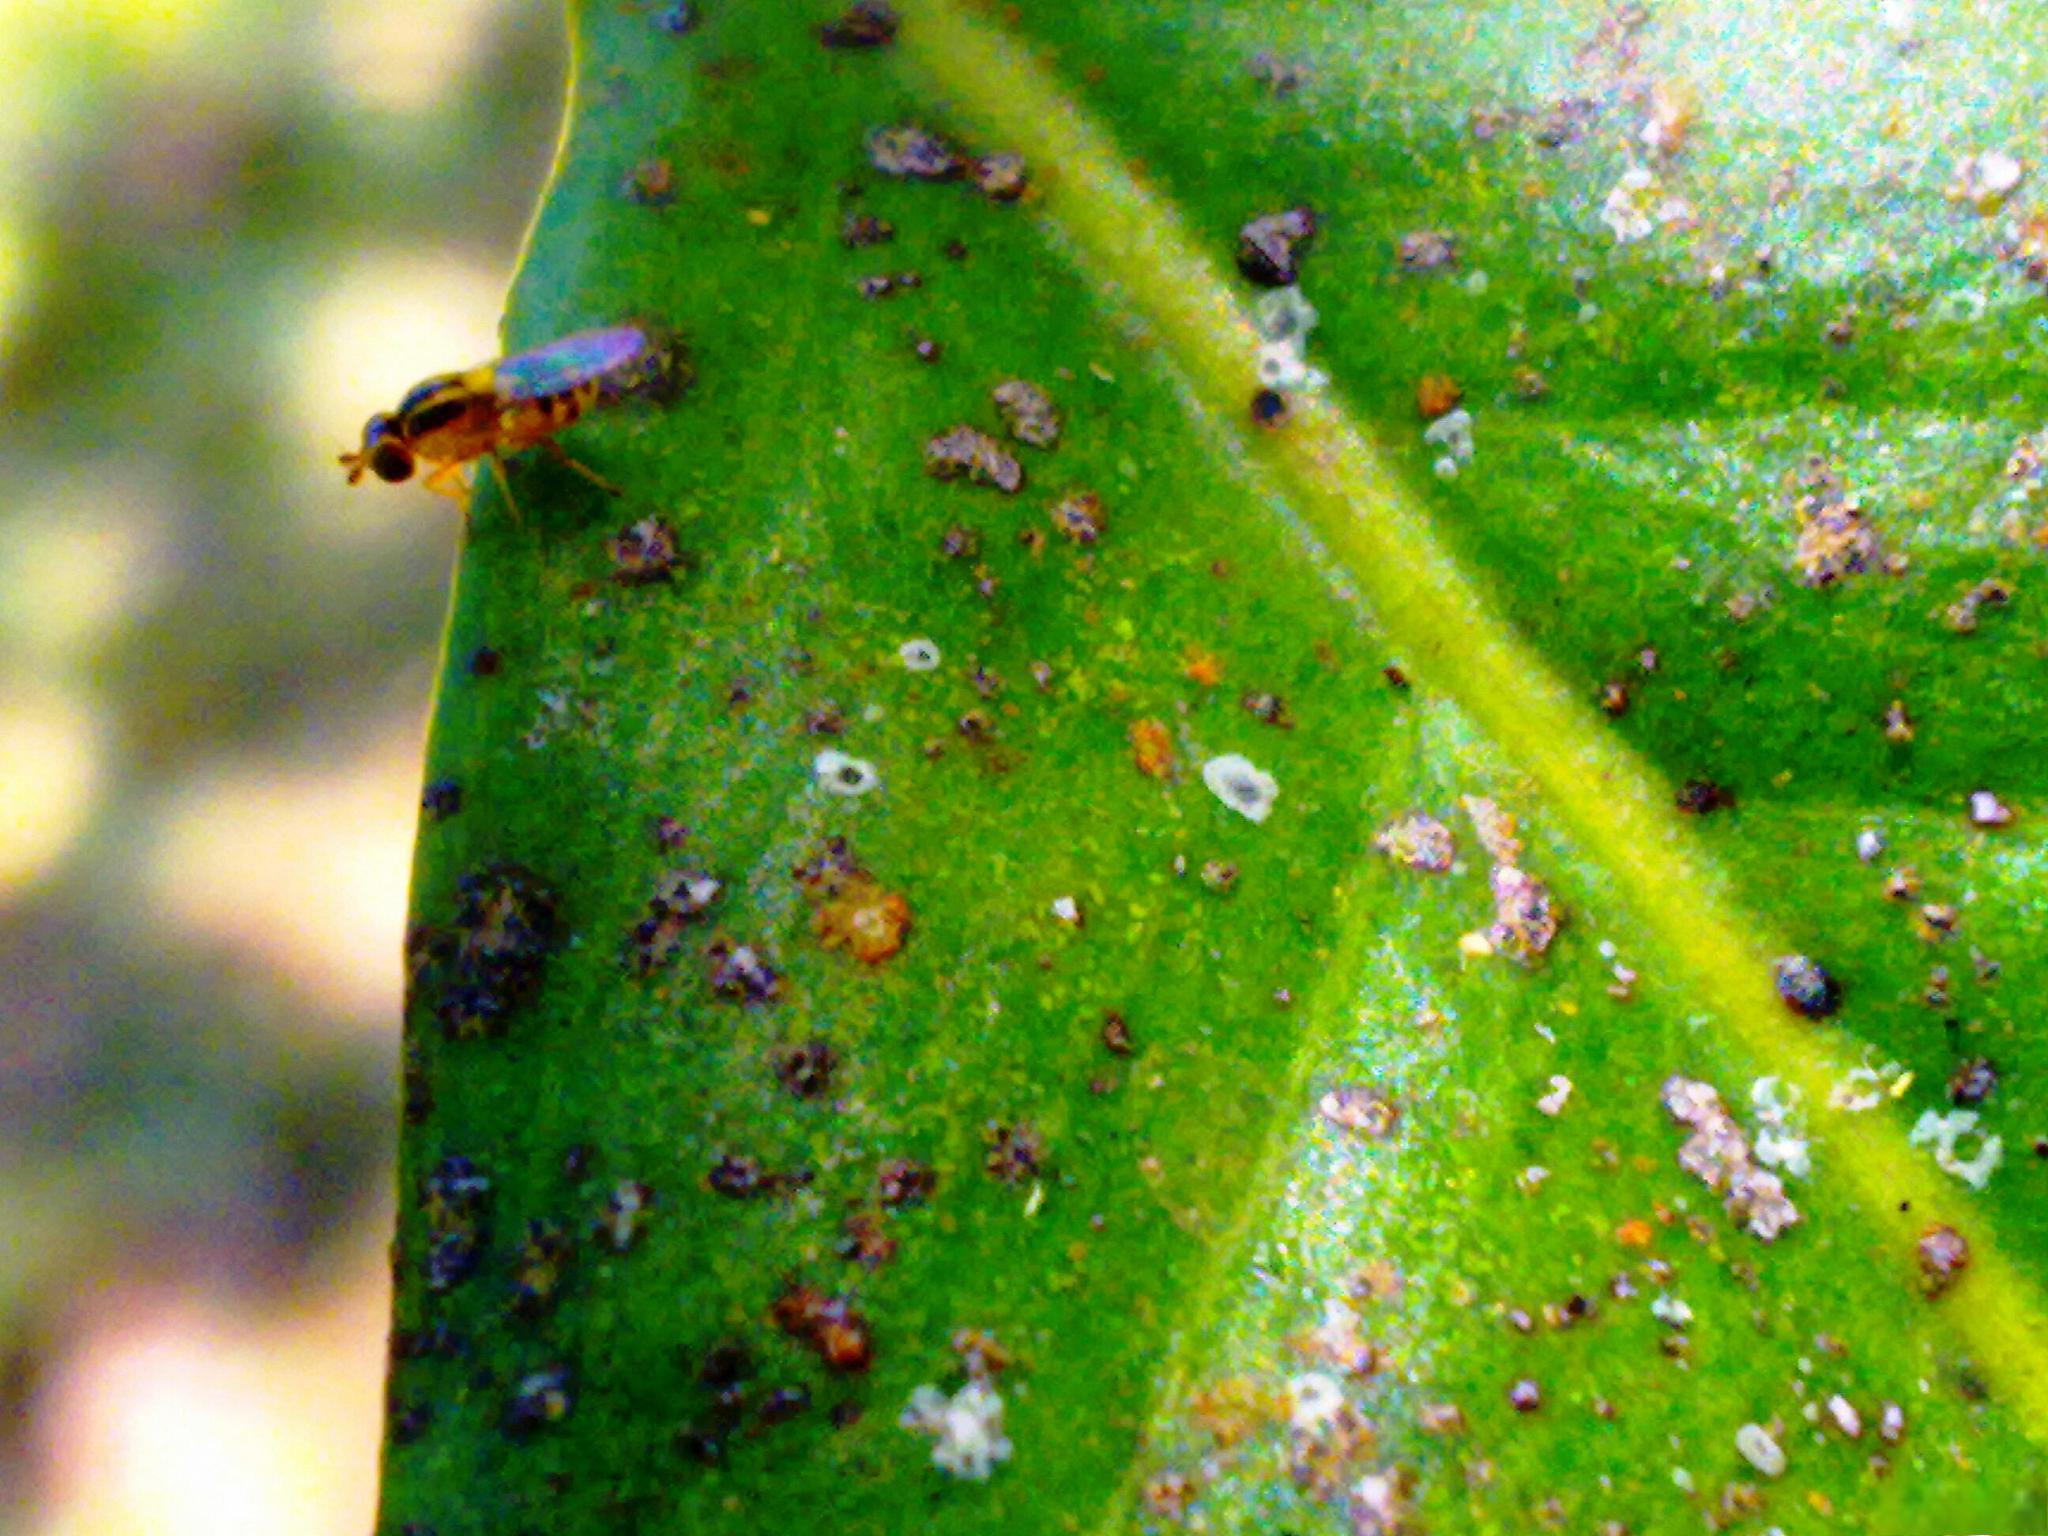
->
[370,439,416,483]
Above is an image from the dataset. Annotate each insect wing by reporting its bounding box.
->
[493,325,671,407]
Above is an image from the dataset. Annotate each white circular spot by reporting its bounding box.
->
[1201,754,1278,824]
[899,638,941,672]
[813,749,880,797]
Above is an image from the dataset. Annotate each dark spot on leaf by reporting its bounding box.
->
[420,778,463,821]
[840,211,894,247]
[770,1284,874,1373]
[776,1038,838,1099]
[422,1155,492,1293]
[608,517,685,585]
[819,1,896,50]
[1773,955,1842,1019]
[1250,388,1290,428]
[504,1365,573,1436]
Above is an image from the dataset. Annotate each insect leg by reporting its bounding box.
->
[484,453,523,524]
[541,437,623,497]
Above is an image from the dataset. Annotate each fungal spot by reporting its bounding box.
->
[836,1209,897,1269]
[925,425,1024,493]
[1661,1075,1800,1241]
[624,157,674,206]
[1675,778,1736,815]
[510,1219,572,1315]
[1129,718,1176,779]
[1050,490,1107,543]
[627,868,723,975]
[1319,1087,1399,1139]
[1397,229,1458,273]
[708,1153,767,1198]
[1944,577,2011,634]
[1236,206,1318,287]
[428,864,562,1040]
[599,1179,654,1252]
[983,1120,1045,1183]
[797,837,914,964]
[898,637,941,671]
[1371,811,1455,875]
[991,379,1060,447]
[776,1037,838,1099]
[422,1154,492,1292]
[878,1157,936,1206]
[705,937,782,1004]
[1100,1011,1134,1055]
[971,153,1030,203]
[819,0,897,49]
[1507,1379,1541,1413]
[1201,753,1278,823]
[770,1283,874,1373]
[1240,690,1292,728]
[901,1379,1012,1480]
[1199,859,1237,893]
[1909,1108,2003,1189]
[1772,954,1841,1019]
[867,124,964,181]
[1788,459,1879,587]
[813,748,880,797]
[504,1365,573,1436]
[912,335,943,364]
[1948,1056,1998,1106]
[651,0,699,34]
[467,646,502,676]
[1916,1223,1971,1296]
[841,211,895,247]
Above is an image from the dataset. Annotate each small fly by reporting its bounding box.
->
[340,323,683,513]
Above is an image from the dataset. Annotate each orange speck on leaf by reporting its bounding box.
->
[815,878,913,964]
[1130,718,1175,779]
[1183,648,1222,686]
[1615,1217,1654,1249]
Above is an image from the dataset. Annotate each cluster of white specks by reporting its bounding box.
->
[1599,165,1694,246]
[1050,895,1083,926]
[899,637,942,672]
[1537,1076,1573,1117]
[1650,1293,1692,1329]
[1948,150,2025,212]
[1735,1422,1787,1478]
[814,748,880,797]
[1828,1057,1905,1112]
[1908,1108,2004,1189]
[1855,826,1885,863]
[1251,287,1329,394]
[1286,1372,1346,1433]
[1423,407,1474,479]
[1661,1075,1800,1241]
[900,1380,1013,1481]
[1749,1077,1811,1180]
[1202,753,1279,823]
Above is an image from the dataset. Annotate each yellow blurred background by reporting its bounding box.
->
[0,1,562,1528]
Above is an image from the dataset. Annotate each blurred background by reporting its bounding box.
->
[0,1,564,1528]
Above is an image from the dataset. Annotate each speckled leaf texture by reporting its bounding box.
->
[382,3,2048,1532]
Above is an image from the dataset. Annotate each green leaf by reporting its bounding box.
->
[382,3,2048,1532]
